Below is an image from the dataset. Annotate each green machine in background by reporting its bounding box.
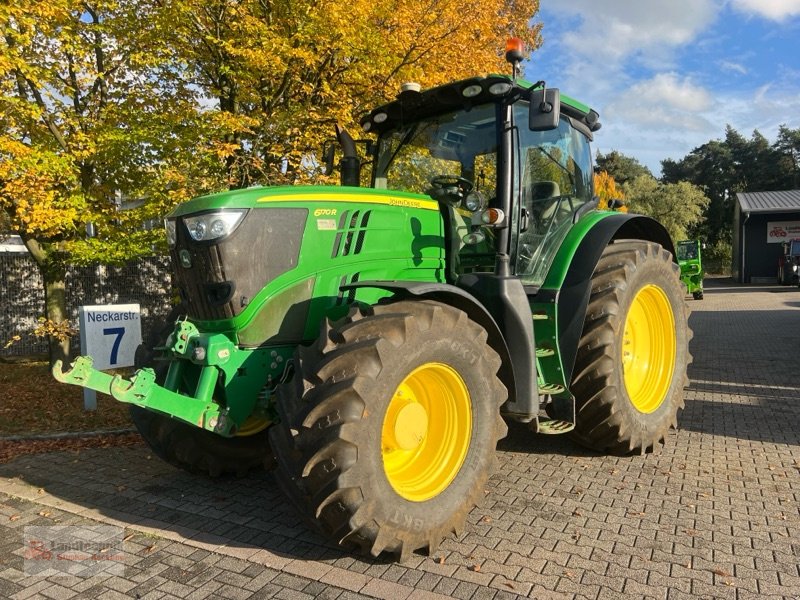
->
[54,40,691,561]
[676,239,704,300]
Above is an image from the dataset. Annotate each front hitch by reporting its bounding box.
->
[52,356,237,436]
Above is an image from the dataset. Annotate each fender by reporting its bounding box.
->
[538,212,676,385]
[342,280,537,420]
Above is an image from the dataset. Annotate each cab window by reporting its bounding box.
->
[512,104,593,286]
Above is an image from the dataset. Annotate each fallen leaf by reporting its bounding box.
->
[684,529,699,536]
[572,509,583,517]
[503,582,515,590]
[712,568,732,578]
[38,510,51,518]
[115,485,126,492]
[563,570,575,578]
[480,516,491,523]
[470,564,481,572]
[144,544,157,554]
[123,533,135,542]
[435,556,445,565]
[37,488,44,495]
[721,579,735,587]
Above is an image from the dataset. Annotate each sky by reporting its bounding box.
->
[524,0,800,175]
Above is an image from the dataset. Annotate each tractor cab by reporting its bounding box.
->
[360,74,599,289]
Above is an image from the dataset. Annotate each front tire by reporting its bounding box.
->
[269,300,507,560]
[570,241,690,454]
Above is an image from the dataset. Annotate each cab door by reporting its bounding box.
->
[511,104,594,287]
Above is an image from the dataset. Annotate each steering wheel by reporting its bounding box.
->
[428,175,473,205]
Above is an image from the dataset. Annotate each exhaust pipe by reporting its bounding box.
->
[335,124,360,187]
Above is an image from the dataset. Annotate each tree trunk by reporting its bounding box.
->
[44,272,70,368]
[22,237,71,367]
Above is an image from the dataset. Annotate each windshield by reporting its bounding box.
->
[677,242,698,261]
[373,104,499,197]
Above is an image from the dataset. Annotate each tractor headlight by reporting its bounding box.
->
[165,219,177,248]
[464,191,487,212]
[183,210,247,242]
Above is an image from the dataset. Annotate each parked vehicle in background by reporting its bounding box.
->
[777,239,800,286]
[677,240,704,299]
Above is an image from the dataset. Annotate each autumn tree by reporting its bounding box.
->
[0,1,211,363]
[165,0,543,187]
[2,0,542,362]
[593,171,625,211]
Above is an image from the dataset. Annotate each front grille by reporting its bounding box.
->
[171,208,308,321]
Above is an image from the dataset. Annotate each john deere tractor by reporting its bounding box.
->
[54,42,690,560]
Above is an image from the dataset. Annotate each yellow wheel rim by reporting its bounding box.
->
[381,363,472,502]
[622,284,677,414]
[235,415,271,436]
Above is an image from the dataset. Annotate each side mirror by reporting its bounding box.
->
[529,88,560,131]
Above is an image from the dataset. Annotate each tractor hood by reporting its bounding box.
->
[165,185,445,327]
[168,185,437,217]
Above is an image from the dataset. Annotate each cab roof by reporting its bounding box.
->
[360,75,601,138]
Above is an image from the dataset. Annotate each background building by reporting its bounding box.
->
[733,191,800,283]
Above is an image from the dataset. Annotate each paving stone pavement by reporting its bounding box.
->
[1,278,799,600]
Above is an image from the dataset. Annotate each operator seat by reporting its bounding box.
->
[529,181,561,231]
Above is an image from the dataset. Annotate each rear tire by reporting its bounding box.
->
[131,305,273,477]
[569,241,690,454]
[269,300,506,560]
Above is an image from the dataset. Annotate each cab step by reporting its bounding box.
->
[538,383,565,395]
[536,418,575,434]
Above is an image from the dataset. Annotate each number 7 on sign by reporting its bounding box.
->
[103,327,125,365]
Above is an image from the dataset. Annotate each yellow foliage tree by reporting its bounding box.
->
[0,0,217,362]
[594,170,627,211]
[1,0,542,361]
[165,0,542,186]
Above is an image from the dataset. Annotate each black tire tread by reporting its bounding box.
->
[269,300,507,560]
[569,240,692,455]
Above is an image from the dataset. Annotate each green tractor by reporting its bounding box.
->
[676,239,704,299]
[54,45,690,560]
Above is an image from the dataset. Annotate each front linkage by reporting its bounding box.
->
[53,320,267,437]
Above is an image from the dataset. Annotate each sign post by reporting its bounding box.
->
[78,304,142,410]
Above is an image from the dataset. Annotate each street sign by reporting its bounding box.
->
[78,304,142,410]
